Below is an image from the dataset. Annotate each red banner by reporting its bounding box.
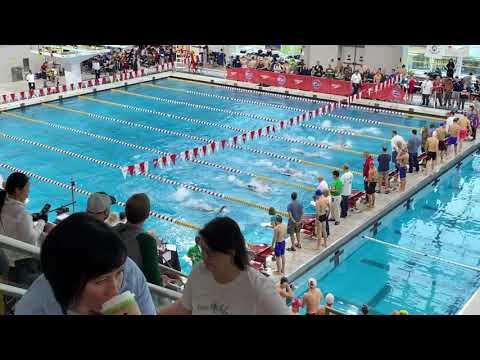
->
[369,84,406,103]
[226,68,361,96]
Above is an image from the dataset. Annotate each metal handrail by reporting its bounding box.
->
[0,233,181,300]
[158,263,188,279]
[0,282,26,298]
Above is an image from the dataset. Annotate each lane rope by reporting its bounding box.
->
[1,112,165,155]
[77,96,369,156]
[0,131,288,217]
[324,112,417,130]
[233,144,363,176]
[174,77,323,104]
[0,162,201,231]
[343,104,445,122]
[0,110,323,191]
[115,88,385,142]
[112,88,278,122]
[141,82,310,112]
[42,103,209,143]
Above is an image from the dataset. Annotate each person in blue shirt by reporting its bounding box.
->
[15,212,156,315]
[377,147,391,194]
[286,192,304,251]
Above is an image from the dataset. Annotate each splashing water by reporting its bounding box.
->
[228,175,247,187]
[359,127,383,136]
[321,120,332,127]
[247,178,273,194]
[172,187,190,202]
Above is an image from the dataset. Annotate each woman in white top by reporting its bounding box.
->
[159,217,289,315]
[0,172,51,246]
[0,172,54,286]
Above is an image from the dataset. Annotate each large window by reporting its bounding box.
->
[461,57,480,76]
[409,53,430,71]
[432,57,458,73]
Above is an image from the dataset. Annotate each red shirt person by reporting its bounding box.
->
[408,77,416,93]
[362,152,374,198]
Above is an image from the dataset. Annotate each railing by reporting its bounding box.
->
[0,282,26,298]
[0,233,182,302]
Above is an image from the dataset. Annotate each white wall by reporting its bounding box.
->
[0,45,45,83]
[363,45,403,72]
[340,46,366,64]
[305,45,340,67]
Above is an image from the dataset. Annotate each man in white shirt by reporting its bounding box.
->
[316,176,329,193]
[421,77,433,106]
[340,165,353,218]
[26,70,35,90]
[351,70,362,95]
[446,111,456,133]
[92,59,101,80]
[391,130,406,181]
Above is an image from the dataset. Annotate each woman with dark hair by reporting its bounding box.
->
[446,59,455,78]
[15,213,156,315]
[0,172,54,286]
[0,172,51,246]
[159,217,289,315]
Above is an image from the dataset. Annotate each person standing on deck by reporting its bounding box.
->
[329,171,342,225]
[271,215,287,275]
[407,129,422,173]
[377,147,391,193]
[362,152,374,202]
[340,165,353,218]
[397,146,409,192]
[286,192,303,251]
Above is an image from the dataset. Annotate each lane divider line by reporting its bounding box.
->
[78,96,369,156]
[42,103,209,143]
[0,162,201,231]
[325,112,417,130]
[115,88,385,142]
[343,104,445,122]
[233,144,363,176]
[141,82,310,112]
[174,77,323,104]
[111,88,278,122]
[1,111,165,155]
[0,110,322,191]
[0,131,288,217]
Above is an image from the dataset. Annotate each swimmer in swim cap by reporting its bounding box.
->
[302,278,323,315]
[399,309,409,315]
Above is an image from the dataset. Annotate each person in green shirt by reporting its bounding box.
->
[187,236,203,267]
[113,193,162,286]
[330,170,343,225]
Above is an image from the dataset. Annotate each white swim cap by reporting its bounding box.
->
[326,293,335,305]
[308,278,317,287]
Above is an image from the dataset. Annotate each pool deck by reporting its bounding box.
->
[459,287,480,315]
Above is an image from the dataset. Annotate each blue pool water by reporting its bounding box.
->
[0,77,435,275]
[293,152,480,315]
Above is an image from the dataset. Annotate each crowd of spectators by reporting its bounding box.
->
[84,45,176,79]
[227,50,400,82]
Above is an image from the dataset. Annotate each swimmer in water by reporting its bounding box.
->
[247,184,272,194]
[190,202,227,214]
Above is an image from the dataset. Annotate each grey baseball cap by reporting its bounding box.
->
[86,192,116,216]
